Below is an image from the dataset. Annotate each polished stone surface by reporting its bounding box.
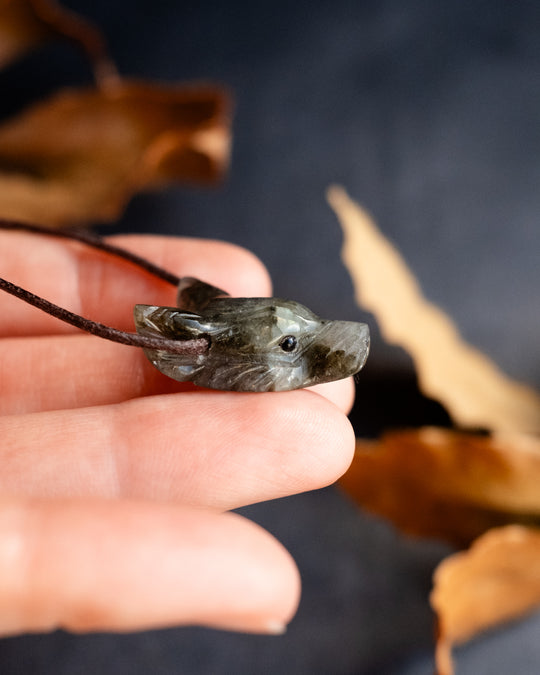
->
[135,283,369,391]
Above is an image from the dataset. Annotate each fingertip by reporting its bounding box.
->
[265,390,356,492]
[210,241,273,298]
[308,376,356,414]
[109,235,273,298]
[301,391,356,486]
[206,511,301,634]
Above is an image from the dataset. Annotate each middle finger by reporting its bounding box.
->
[0,390,355,509]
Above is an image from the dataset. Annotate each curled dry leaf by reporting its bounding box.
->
[0,81,231,225]
[339,428,540,546]
[327,185,540,434]
[431,525,540,675]
[0,0,117,84]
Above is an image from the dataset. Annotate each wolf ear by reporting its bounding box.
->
[134,305,208,341]
[176,277,229,312]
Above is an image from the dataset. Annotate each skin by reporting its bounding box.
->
[0,231,355,636]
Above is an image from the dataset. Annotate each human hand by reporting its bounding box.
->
[0,231,355,636]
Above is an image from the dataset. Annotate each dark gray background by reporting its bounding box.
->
[0,1,539,673]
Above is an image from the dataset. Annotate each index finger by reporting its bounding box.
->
[0,232,272,338]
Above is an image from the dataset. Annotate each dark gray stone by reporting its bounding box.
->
[134,278,369,391]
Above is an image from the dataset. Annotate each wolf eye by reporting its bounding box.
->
[279,335,297,352]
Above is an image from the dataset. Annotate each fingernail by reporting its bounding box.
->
[265,619,287,635]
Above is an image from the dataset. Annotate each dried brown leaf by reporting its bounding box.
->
[0,0,117,84]
[0,0,51,66]
[327,185,540,434]
[0,81,231,225]
[431,525,540,675]
[339,428,540,546]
